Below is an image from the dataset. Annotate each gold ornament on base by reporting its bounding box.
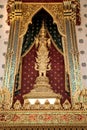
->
[63,99,71,110]
[14,100,21,110]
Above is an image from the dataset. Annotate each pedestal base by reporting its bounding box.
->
[23,76,62,99]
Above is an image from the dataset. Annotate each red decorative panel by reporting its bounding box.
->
[48,43,70,103]
[14,42,70,104]
[14,45,38,104]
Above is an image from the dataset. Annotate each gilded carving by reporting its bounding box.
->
[0,87,11,110]
[23,99,31,110]
[72,102,81,110]
[54,98,62,110]
[43,4,65,35]
[20,3,65,37]
[82,102,87,110]
[34,100,41,109]
[63,99,71,110]
[72,88,81,103]
[13,100,21,110]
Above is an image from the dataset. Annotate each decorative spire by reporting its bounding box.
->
[40,21,46,38]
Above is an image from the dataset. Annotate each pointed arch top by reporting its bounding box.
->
[21,8,63,55]
[19,3,65,37]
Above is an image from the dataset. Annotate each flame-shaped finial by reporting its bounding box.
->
[40,21,46,37]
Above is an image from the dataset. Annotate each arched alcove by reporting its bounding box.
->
[13,8,71,105]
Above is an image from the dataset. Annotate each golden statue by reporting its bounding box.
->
[35,21,51,77]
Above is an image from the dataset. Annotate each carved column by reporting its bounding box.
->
[3,0,23,104]
[63,0,82,103]
[70,20,83,91]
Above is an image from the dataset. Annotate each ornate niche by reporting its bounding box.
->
[1,0,87,129]
[13,7,71,106]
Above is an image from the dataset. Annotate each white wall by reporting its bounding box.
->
[76,0,87,88]
[0,0,9,87]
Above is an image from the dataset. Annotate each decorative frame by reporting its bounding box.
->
[1,0,87,129]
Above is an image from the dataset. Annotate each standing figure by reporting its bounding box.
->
[35,22,51,77]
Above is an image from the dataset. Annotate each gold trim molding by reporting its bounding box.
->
[0,109,87,127]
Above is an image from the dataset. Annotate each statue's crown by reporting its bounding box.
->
[40,21,46,37]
